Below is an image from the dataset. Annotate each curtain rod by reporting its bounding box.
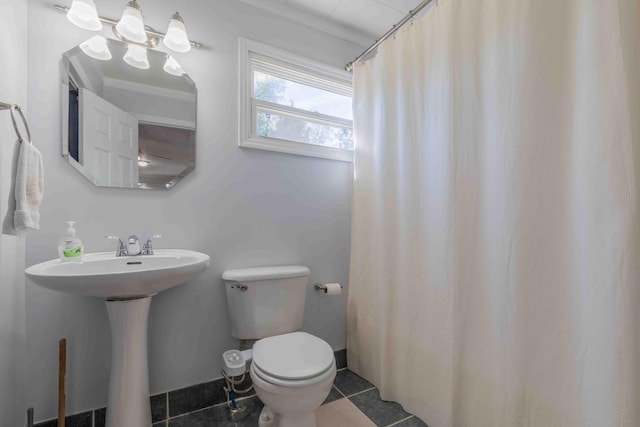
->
[345,0,436,71]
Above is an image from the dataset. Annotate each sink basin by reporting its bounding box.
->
[25,248,210,427]
[25,249,210,299]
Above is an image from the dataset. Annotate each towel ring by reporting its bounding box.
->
[9,105,32,144]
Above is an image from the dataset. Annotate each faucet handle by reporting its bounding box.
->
[142,234,162,255]
[105,235,128,257]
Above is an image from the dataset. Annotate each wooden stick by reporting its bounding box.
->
[58,339,66,427]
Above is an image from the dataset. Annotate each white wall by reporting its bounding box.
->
[26,0,360,421]
[0,1,27,426]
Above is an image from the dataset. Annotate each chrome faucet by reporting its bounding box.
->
[105,234,162,257]
[105,236,128,257]
[141,234,162,255]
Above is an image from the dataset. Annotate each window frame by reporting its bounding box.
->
[238,38,354,162]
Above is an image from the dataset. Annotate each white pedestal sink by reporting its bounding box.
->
[26,249,210,427]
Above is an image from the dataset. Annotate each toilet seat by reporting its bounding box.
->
[252,331,335,387]
[251,359,335,388]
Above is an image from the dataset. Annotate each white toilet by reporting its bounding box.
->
[222,265,336,427]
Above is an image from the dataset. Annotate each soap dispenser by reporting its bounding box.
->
[58,221,84,262]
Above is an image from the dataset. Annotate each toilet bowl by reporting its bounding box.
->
[250,331,336,427]
[221,266,336,427]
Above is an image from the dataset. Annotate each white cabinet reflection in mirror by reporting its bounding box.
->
[61,38,197,190]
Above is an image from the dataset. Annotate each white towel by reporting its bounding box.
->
[13,141,43,232]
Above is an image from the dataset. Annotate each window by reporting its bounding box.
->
[239,38,354,162]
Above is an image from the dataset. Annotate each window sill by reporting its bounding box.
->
[240,135,353,162]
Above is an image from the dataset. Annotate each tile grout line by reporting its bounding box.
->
[342,385,377,399]
[166,404,217,422]
[385,415,416,427]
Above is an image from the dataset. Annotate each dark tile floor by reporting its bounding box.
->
[162,368,428,427]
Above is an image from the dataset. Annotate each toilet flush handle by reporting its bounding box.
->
[230,283,248,292]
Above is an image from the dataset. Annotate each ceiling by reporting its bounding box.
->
[238,0,425,47]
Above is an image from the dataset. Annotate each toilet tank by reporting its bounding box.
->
[222,265,310,339]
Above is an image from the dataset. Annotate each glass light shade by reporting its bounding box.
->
[123,44,149,69]
[115,1,147,44]
[163,55,185,76]
[137,152,150,167]
[163,13,191,53]
[67,0,102,31]
[79,36,112,61]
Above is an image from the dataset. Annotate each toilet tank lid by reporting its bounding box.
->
[222,265,310,282]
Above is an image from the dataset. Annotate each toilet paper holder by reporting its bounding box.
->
[314,283,343,292]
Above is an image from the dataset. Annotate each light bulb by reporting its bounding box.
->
[163,12,191,53]
[123,44,149,69]
[79,36,112,61]
[115,1,147,44]
[163,55,185,76]
[67,0,102,31]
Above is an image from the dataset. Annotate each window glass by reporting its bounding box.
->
[240,38,354,162]
[253,71,353,121]
[256,110,354,150]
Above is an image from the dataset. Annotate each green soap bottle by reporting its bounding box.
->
[58,221,84,262]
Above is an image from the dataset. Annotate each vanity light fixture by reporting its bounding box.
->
[57,2,202,75]
[163,55,186,76]
[58,1,202,50]
[115,1,147,44]
[79,35,112,60]
[124,44,150,70]
[163,12,191,53]
[66,0,102,31]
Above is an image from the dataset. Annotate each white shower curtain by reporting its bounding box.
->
[347,0,640,426]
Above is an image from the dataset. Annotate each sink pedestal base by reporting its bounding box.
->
[105,297,152,427]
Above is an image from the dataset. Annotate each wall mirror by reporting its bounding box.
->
[60,39,197,190]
